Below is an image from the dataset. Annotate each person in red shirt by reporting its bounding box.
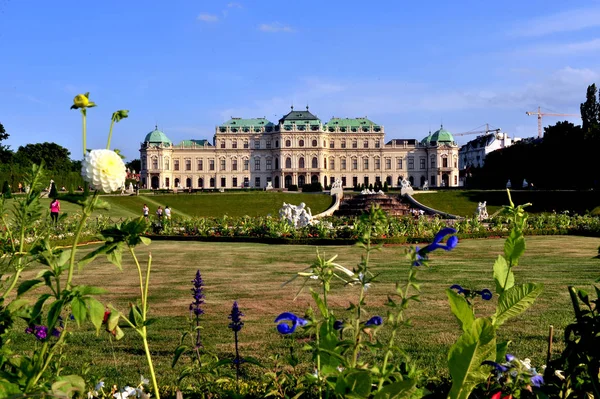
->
[50,198,60,224]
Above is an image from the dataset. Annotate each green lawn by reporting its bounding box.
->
[11,235,600,386]
[413,190,600,217]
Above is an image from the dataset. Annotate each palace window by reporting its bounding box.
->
[173,159,179,171]
[330,140,334,148]
[209,159,215,171]
[385,158,391,170]
[232,159,238,171]
[185,159,191,171]
[312,157,318,168]
[254,158,261,171]
[219,159,225,171]
[275,158,279,169]
[397,158,403,170]
[342,176,346,186]
[364,140,369,148]
[352,158,358,170]
[375,139,380,148]
[352,140,358,148]
[363,158,369,170]
[210,178,215,188]
[221,177,226,187]
[353,176,358,187]
[285,157,291,168]
[329,158,335,170]
[312,139,317,147]
[152,157,158,170]
[286,139,291,147]
[243,159,249,170]
[197,159,203,171]
[243,140,249,149]
[255,177,261,187]
[408,158,414,170]
[220,141,225,149]
[299,157,305,168]
[375,158,381,170]
[431,156,436,168]
[164,158,170,170]
[324,157,327,169]
[341,140,346,149]
[232,140,237,149]
[341,158,347,170]
[420,158,426,169]
[266,140,271,149]
[232,177,238,187]
[254,140,260,149]
[266,159,272,170]
[275,140,279,148]
[299,139,305,147]
[443,157,448,168]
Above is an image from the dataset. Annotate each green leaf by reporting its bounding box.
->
[108,311,120,331]
[448,318,496,399]
[85,297,105,334]
[73,285,107,296]
[71,297,87,327]
[140,236,151,245]
[495,341,510,363]
[128,304,144,328]
[373,379,417,399]
[310,289,329,319]
[492,255,514,294]
[107,248,123,269]
[344,370,372,397]
[51,375,85,398]
[0,381,22,397]
[446,288,474,332]
[47,299,65,328]
[114,326,124,340]
[17,279,44,297]
[493,283,544,326]
[172,345,189,368]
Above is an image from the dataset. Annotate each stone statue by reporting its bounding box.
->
[265,181,273,190]
[279,202,314,228]
[422,181,429,191]
[129,182,134,194]
[476,201,489,221]
[506,179,512,189]
[330,178,344,198]
[400,177,414,196]
[331,179,343,189]
[401,178,411,188]
[522,179,528,188]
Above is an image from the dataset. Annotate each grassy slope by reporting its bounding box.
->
[413,190,600,217]
[11,236,599,385]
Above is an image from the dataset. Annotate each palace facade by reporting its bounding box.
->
[139,107,460,190]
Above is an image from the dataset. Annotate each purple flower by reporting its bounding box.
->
[482,360,509,373]
[414,228,458,266]
[365,316,383,327]
[190,270,205,317]
[228,301,244,332]
[274,312,308,334]
[450,284,465,294]
[25,326,33,335]
[34,325,48,340]
[333,320,344,331]
[530,374,544,387]
[478,289,493,301]
[505,354,515,362]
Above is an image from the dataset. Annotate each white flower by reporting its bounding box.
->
[82,149,126,193]
[310,275,319,280]
[95,382,105,391]
[114,386,137,399]
[140,375,149,385]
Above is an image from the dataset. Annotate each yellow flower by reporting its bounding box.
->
[81,149,126,193]
[70,92,97,110]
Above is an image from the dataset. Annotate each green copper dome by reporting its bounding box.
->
[144,126,172,145]
[422,125,455,145]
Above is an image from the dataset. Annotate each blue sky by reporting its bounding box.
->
[1,0,598,161]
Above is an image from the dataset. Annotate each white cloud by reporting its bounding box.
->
[197,13,219,23]
[227,2,243,8]
[258,22,294,33]
[519,38,600,56]
[512,7,600,37]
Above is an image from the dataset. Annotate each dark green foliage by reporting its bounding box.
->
[368,183,374,190]
[581,83,599,137]
[2,181,11,198]
[14,142,72,171]
[125,159,141,172]
[287,184,298,192]
[301,182,323,192]
[383,181,389,192]
[49,182,57,199]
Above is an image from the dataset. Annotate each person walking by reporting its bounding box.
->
[50,198,60,225]
[156,206,163,220]
[143,204,149,220]
[164,205,171,220]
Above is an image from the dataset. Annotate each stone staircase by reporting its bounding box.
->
[334,193,411,217]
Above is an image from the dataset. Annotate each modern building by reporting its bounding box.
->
[459,132,518,170]
[140,107,460,190]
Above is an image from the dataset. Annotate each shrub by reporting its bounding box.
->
[49,182,58,199]
[1,180,11,198]
[301,182,323,192]
[383,181,389,192]
[287,184,298,192]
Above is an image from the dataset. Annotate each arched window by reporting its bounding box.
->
[198,178,204,188]
[364,140,369,148]
[275,157,279,169]
[312,139,317,147]
[312,157,318,168]
[275,140,279,148]
[285,139,291,147]
[323,157,327,169]
[152,157,158,170]
[285,157,292,168]
[299,157,305,169]
[329,158,335,170]
[299,139,304,147]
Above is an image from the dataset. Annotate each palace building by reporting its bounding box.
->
[139,107,460,190]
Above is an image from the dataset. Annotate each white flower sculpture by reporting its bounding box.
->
[82,149,126,193]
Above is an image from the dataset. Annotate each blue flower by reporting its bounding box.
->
[414,228,458,266]
[365,316,383,327]
[450,284,465,294]
[482,360,509,373]
[478,289,493,301]
[530,374,544,387]
[228,301,244,332]
[274,312,308,334]
[190,270,205,317]
[505,354,515,362]
[333,320,344,331]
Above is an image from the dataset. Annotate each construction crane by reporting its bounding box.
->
[454,123,502,137]
[526,107,579,138]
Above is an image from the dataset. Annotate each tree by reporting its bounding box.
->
[580,84,600,139]
[49,182,57,199]
[0,123,13,164]
[2,181,11,198]
[14,142,72,171]
[126,159,141,172]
